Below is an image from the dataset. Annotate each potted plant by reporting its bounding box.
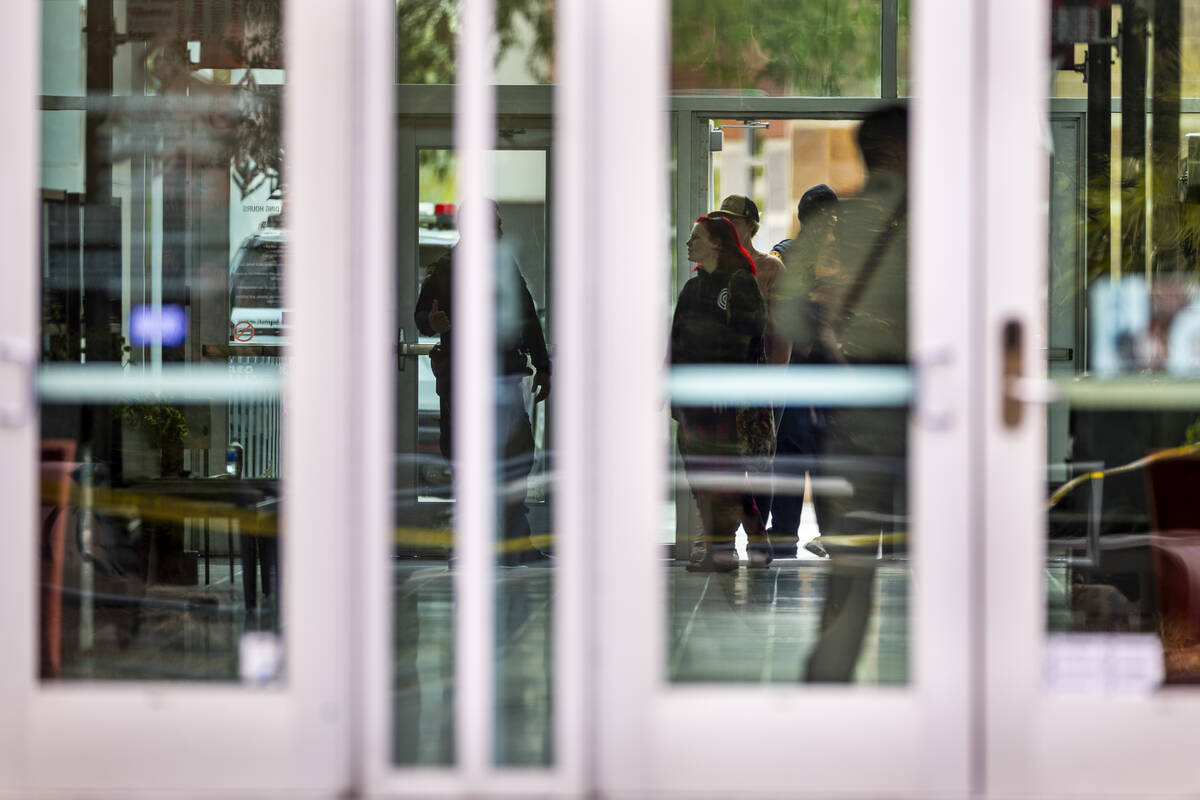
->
[118,404,189,479]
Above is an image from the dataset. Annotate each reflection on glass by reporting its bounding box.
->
[39,0,285,682]
[396,0,554,85]
[1043,0,1200,689]
[667,106,910,685]
[671,0,883,97]
[393,145,554,763]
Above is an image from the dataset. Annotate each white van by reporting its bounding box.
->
[228,226,285,346]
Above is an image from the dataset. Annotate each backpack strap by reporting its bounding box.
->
[835,197,907,323]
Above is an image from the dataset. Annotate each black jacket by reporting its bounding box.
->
[669,265,767,366]
[414,246,552,379]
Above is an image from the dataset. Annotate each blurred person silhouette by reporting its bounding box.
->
[780,106,908,681]
[414,200,552,564]
[766,184,839,559]
[710,195,789,567]
[670,214,771,572]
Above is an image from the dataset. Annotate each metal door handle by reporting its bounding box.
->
[0,338,36,428]
[395,328,435,372]
[1003,320,1062,421]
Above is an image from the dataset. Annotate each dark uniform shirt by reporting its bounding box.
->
[413,246,552,382]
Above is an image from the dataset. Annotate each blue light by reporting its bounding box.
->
[129,304,188,347]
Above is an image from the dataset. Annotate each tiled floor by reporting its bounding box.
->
[390,555,910,766]
[668,561,909,684]
[54,562,280,681]
[392,561,556,766]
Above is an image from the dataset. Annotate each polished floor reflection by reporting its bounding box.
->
[52,561,280,681]
[392,561,554,767]
[390,556,909,766]
[669,562,909,684]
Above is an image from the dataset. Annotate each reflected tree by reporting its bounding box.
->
[396,0,554,84]
[671,0,886,95]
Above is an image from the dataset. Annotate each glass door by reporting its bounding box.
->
[586,0,978,796]
[986,0,1200,795]
[391,122,557,766]
[394,125,553,531]
[361,2,580,792]
[0,0,358,792]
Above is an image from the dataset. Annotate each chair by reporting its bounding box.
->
[1146,453,1200,680]
[39,439,77,678]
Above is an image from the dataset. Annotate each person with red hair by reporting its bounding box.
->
[670,215,773,571]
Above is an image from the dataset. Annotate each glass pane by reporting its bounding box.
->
[392,1,555,767]
[667,108,910,683]
[396,0,553,85]
[1043,1,1200,690]
[671,0,882,97]
[39,0,285,681]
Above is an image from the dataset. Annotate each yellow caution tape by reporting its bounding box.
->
[41,480,554,553]
[1046,442,1200,510]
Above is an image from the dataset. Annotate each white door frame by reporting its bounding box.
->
[984,2,1200,797]
[586,0,980,796]
[0,1,359,794]
[360,0,589,795]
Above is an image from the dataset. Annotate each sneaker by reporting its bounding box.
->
[803,536,829,558]
[710,546,739,572]
[686,547,740,573]
[767,529,799,559]
[747,543,773,569]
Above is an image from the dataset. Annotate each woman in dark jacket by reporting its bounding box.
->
[670,215,772,572]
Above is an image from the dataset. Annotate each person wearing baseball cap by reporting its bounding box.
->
[711,193,761,226]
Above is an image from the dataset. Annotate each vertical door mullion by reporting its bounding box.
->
[882,0,900,99]
[982,0,1049,794]
[911,0,978,793]
[357,0,399,790]
[553,0,591,791]
[0,0,39,784]
[284,0,358,789]
[592,0,669,794]
[453,0,498,785]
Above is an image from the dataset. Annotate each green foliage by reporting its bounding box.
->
[671,0,882,96]
[397,0,457,84]
[396,0,554,84]
[419,150,456,199]
[397,0,887,93]
[119,404,189,450]
[1186,418,1200,446]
